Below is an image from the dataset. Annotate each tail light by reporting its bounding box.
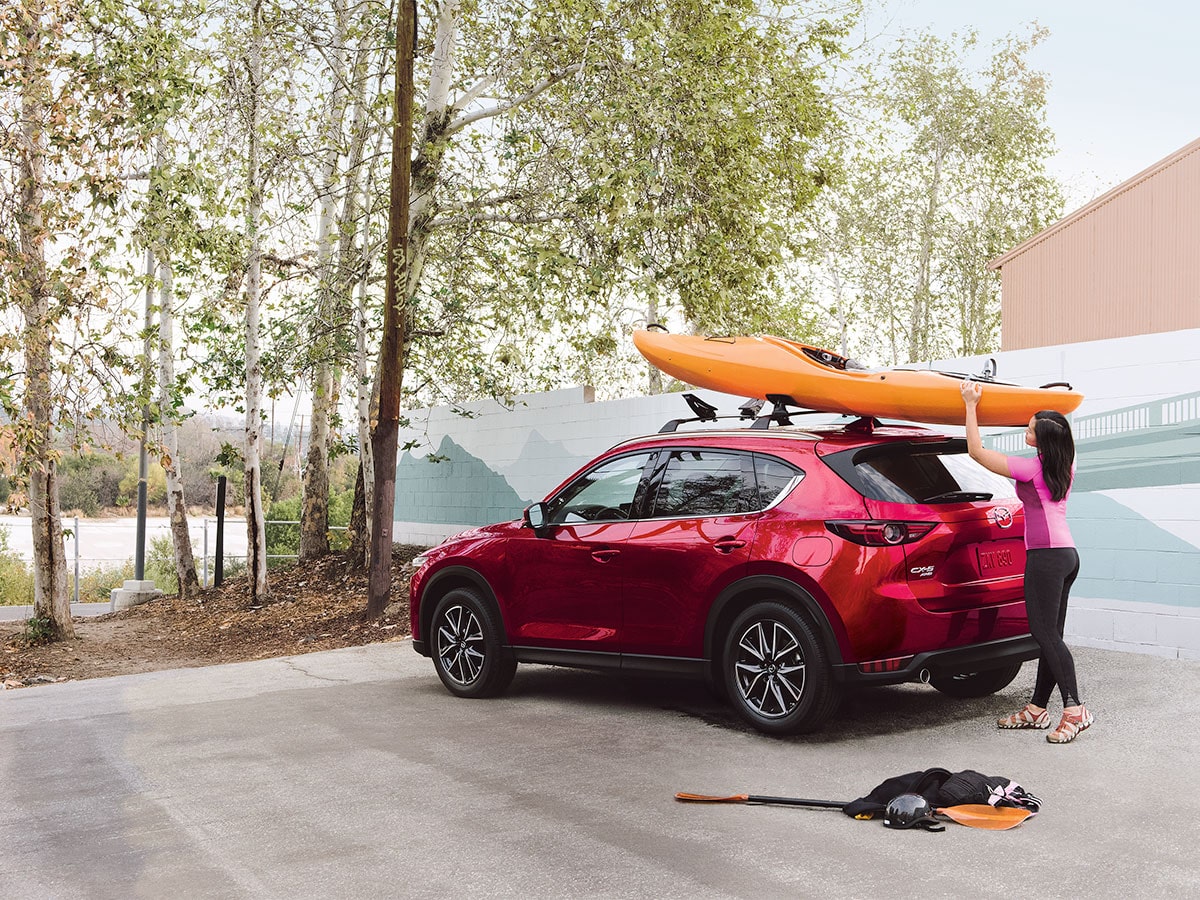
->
[825,520,936,546]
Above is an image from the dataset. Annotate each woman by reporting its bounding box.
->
[961,380,1093,744]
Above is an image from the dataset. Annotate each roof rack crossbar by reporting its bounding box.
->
[658,392,842,433]
[750,393,827,429]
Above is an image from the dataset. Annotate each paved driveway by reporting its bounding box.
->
[2,643,1197,899]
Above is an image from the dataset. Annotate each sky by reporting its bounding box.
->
[862,0,1200,207]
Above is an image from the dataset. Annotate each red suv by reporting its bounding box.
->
[409,399,1038,735]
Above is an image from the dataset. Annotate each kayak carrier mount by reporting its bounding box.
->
[659,393,837,433]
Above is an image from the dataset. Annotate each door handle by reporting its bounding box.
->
[591,549,620,563]
[713,539,747,554]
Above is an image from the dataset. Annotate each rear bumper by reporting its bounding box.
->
[832,634,1040,687]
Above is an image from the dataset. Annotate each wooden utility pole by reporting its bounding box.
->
[368,0,416,618]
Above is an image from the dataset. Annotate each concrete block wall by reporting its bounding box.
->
[395,327,1200,659]
[936,327,1200,659]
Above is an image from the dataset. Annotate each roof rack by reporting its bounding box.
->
[659,392,865,433]
[749,394,833,429]
[658,393,748,432]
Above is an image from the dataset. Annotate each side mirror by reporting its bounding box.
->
[523,502,549,532]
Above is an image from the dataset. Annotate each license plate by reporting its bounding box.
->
[976,545,1019,576]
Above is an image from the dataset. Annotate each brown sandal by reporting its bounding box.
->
[1047,706,1094,743]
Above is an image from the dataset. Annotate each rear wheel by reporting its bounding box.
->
[430,588,516,699]
[722,601,839,735]
[929,662,1022,698]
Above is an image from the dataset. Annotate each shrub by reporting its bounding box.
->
[58,452,125,514]
[116,458,167,507]
[0,526,34,605]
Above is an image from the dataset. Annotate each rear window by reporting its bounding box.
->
[824,440,1016,504]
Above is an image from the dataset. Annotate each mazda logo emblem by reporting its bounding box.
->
[991,507,1013,529]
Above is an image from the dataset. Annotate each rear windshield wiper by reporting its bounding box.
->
[923,491,993,503]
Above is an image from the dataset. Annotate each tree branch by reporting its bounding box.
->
[431,211,562,228]
[445,63,582,136]
[452,74,496,114]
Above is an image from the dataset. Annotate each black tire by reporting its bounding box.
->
[722,601,839,735]
[430,588,516,699]
[929,662,1022,698]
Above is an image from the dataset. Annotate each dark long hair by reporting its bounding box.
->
[1034,411,1075,502]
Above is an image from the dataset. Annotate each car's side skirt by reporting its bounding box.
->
[511,645,705,678]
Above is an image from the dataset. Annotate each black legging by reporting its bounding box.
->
[1024,548,1082,708]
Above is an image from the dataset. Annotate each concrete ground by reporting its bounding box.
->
[1,642,1197,899]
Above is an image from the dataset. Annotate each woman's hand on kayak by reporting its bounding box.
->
[961,380,983,408]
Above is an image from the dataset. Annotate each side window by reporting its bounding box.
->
[546,452,653,524]
[753,455,804,508]
[651,450,758,518]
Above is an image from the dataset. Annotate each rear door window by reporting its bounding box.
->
[825,440,1016,503]
[650,450,758,517]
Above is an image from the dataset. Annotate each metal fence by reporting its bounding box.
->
[198,518,349,588]
[1,516,347,602]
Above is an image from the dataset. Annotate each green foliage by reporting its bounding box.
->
[264,486,352,567]
[22,617,56,645]
[394,0,860,402]
[0,527,35,606]
[800,26,1063,364]
[116,457,168,508]
[72,536,183,600]
[58,453,127,515]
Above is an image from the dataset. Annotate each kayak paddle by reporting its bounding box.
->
[674,792,1033,830]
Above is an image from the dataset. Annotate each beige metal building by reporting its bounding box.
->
[990,136,1200,350]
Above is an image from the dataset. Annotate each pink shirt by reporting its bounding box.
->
[1007,455,1074,550]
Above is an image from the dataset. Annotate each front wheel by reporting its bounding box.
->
[722,601,839,735]
[430,588,516,699]
[929,662,1022,698]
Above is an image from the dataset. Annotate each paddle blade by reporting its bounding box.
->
[675,792,749,804]
[938,805,1032,830]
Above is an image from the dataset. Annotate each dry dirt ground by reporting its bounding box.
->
[1,545,425,689]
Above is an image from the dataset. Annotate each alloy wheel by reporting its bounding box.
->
[732,619,807,719]
[435,604,486,686]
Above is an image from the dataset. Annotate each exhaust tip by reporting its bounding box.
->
[918,668,931,684]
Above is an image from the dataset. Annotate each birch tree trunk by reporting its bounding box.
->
[243,0,269,602]
[342,42,384,571]
[909,149,943,364]
[299,0,350,562]
[156,256,201,598]
[17,0,71,638]
[646,298,662,394]
[348,273,375,569]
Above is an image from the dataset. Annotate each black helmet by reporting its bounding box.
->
[883,794,945,832]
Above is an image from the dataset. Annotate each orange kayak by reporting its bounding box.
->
[633,331,1083,427]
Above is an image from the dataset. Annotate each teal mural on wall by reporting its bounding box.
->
[394,435,531,527]
[498,429,590,503]
[1070,492,1200,608]
[985,390,1200,609]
